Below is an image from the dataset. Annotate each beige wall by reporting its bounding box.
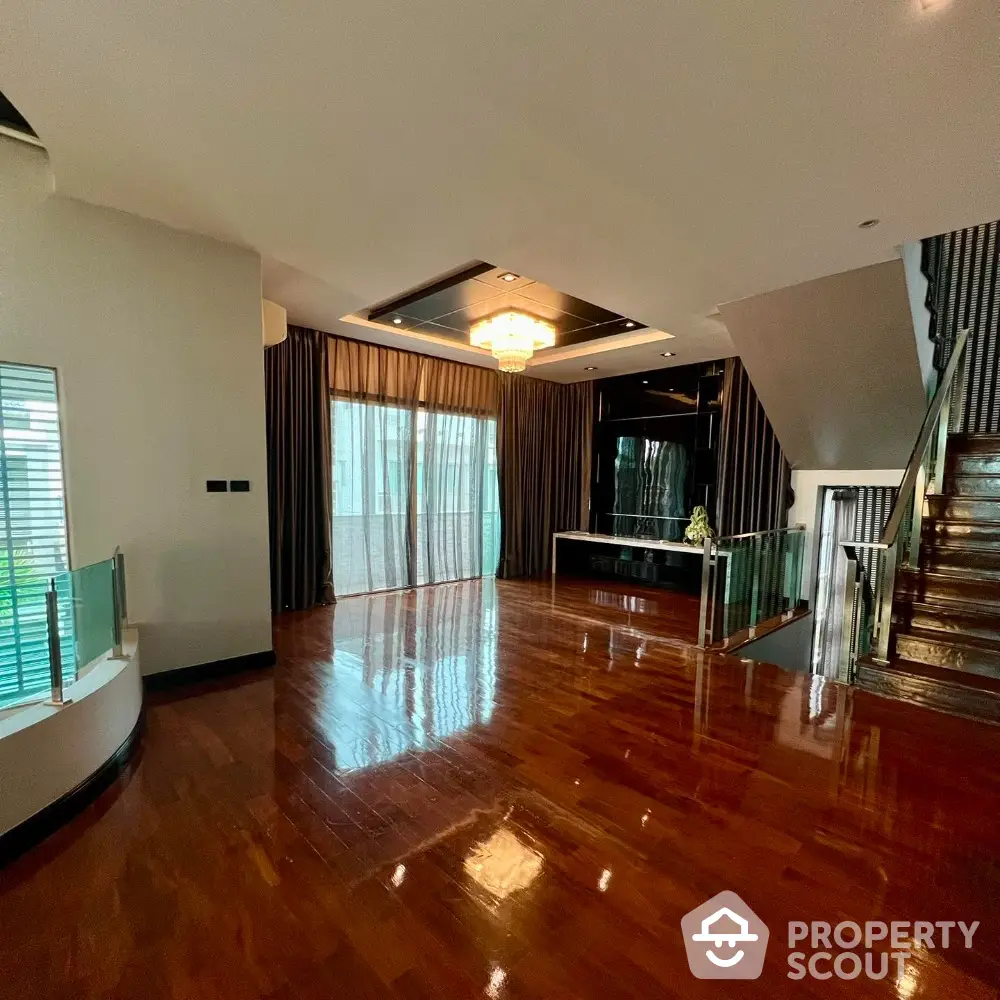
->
[0,137,272,674]
[719,260,926,470]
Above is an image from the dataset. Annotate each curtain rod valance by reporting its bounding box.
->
[322,329,499,416]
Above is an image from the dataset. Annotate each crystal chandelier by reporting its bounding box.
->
[469,311,556,373]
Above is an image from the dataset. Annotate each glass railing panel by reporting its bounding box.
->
[0,572,56,708]
[712,535,758,638]
[0,553,123,709]
[707,528,806,643]
[71,558,117,673]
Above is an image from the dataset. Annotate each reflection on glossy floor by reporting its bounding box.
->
[2,577,1000,999]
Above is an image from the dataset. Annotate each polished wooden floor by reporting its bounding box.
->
[2,577,1000,998]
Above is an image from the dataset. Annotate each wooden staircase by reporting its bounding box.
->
[857,434,1000,722]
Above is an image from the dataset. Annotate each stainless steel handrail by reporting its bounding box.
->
[838,327,971,669]
[715,525,805,544]
[880,327,970,546]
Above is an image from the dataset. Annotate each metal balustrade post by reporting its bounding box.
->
[838,548,860,682]
[697,536,713,647]
[45,581,71,706]
[110,550,128,660]
[931,379,954,496]
[114,547,128,628]
[906,466,926,570]
[872,544,897,665]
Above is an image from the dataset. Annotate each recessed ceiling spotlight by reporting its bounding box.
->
[584,366,598,371]
[642,380,650,385]
[500,272,519,282]
[660,352,675,358]
[858,218,880,229]
[625,321,635,328]
[392,317,403,324]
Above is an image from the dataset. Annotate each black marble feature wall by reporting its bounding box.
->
[591,361,724,538]
[572,361,724,591]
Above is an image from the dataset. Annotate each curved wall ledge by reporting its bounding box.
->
[0,629,142,860]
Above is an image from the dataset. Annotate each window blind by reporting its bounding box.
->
[0,363,71,707]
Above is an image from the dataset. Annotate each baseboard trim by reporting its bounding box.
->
[0,712,143,868]
[143,649,277,691]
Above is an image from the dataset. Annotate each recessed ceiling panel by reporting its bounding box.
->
[515,283,620,325]
[365,261,645,352]
[395,282,504,324]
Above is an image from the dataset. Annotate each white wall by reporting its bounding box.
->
[902,241,936,393]
[789,468,904,602]
[0,634,142,836]
[0,137,272,674]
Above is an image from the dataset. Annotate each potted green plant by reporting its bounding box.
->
[684,506,715,545]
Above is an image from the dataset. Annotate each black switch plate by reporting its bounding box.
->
[206,480,228,492]
[230,480,251,493]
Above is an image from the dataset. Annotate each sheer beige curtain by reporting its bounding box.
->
[328,336,499,595]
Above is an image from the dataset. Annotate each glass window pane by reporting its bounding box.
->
[0,363,72,708]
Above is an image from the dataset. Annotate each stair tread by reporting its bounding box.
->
[896,626,1000,654]
[898,598,1000,621]
[861,656,1000,694]
[924,517,1000,526]
[899,569,1000,587]
[928,493,1000,499]
[924,541,1000,554]
[898,566,1000,586]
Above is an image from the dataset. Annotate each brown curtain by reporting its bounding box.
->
[715,357,790,536]
[328,335,500,594]
[265,327,335,611]
[497,374,593,578]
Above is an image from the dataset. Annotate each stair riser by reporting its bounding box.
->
[950,454,1000,476]
[895,609,1000,644]
[896,573,1000,609]
[927,497,1000,521]
[950,476,1000,498]
[895,635,1000,680]
[856,664,1000,725]
[948,435,1000,456]
[923,522,1000,548]
[923,550,1000,579]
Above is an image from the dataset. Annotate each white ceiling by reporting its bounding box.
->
[2,0,999,381]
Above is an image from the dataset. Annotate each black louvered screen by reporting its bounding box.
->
[850,486,898,587]
[715,357,790,536]
[855,487,897,545]
[922,221,1000,433]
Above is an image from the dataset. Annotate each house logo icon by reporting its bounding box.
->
[681,891,769,979]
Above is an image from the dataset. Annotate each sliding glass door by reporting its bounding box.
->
[416,409,499,587]
[331,398,499,596]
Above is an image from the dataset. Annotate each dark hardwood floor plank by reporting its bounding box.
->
[2,576,1000,998]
